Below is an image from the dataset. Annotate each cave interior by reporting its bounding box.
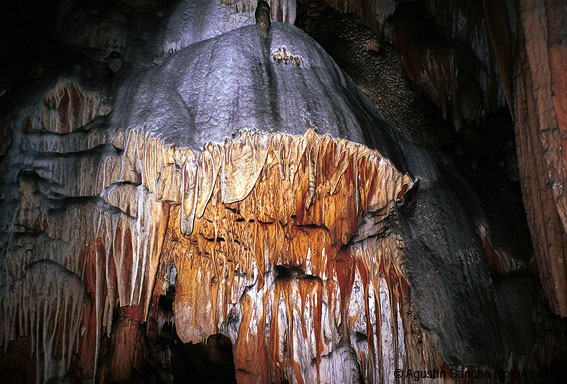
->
[1,0,567,383]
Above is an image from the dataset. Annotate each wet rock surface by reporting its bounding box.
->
[1,0,566,383]
[312,0,567,320]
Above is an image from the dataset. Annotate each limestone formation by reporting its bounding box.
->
[0,0,565,383]
[255,0,272,39]
[483,0,567,317]
[313,0,567,319]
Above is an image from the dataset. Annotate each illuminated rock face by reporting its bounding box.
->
[0,2,565,383]
[163,0,296,55]
[163,132,412,383]
[318,0,567,319]
[57,0,296,63]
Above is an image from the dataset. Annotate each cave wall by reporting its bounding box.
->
[316,0,567,318]
[483,0,567,317]
[0,0,566,383]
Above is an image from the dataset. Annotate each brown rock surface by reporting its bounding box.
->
[315,0,567,319]
[483,0,567,317]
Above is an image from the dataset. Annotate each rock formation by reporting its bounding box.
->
[483,0,567,318]
[0,0,566,383]
[313,0,567,320]
[256,0,272,39]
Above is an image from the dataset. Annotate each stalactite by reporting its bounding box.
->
[0,260,87,383]
[2,6,565,380]
[3,114,521,382]
[131,129,415,382]
[41,80,111,134]
[220,0,297,23]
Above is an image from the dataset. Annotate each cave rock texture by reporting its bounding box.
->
[1,0,566,383]
[317,0,567,319]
